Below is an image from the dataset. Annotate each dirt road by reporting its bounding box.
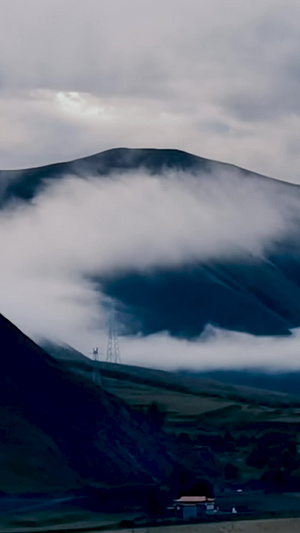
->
[101,517,300,533]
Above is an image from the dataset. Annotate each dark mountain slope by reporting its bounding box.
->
[101,256,300,337]
[41,340,88,363]
[0,313,177,493]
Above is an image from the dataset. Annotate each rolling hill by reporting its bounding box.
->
[43,343,300,423]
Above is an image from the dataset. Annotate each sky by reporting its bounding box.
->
[2,1,300,370]
[1,0,300,182]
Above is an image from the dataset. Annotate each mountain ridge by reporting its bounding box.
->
[0,147,297,206]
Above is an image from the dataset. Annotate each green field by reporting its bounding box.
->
[99,366,300,435]
[104,377,236,423]
[94,362,300,490]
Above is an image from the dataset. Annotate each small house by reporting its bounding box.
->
[173,495,215,520]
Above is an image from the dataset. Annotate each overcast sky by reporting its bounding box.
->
[2,0,300,182]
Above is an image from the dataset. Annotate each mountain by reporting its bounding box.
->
[0,147,272,206]
[0,312,178,494]
[1,147,300,339]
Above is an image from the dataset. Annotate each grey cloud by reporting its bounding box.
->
[217,7,300,122]
[2,1,300,181]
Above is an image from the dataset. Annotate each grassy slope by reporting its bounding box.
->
[49,352,300,432]
[45,348,300,491]
[99,366,300,435]
[0,406,80,493]
[0,314,183,494]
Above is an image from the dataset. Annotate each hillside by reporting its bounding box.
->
[44,344,300,431]
[43,343,300,404]
[44,348,300,496]
[186,369,300,398]
[0,313,180,494]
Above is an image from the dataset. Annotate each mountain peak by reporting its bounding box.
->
[0,146,278,206]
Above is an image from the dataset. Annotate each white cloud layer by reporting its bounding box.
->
[121,327,300,372]
[1,168,300,369]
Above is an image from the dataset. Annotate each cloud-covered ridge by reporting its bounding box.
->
[1,164,300,369]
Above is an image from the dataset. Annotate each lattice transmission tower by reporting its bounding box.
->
[106,303,121,363]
